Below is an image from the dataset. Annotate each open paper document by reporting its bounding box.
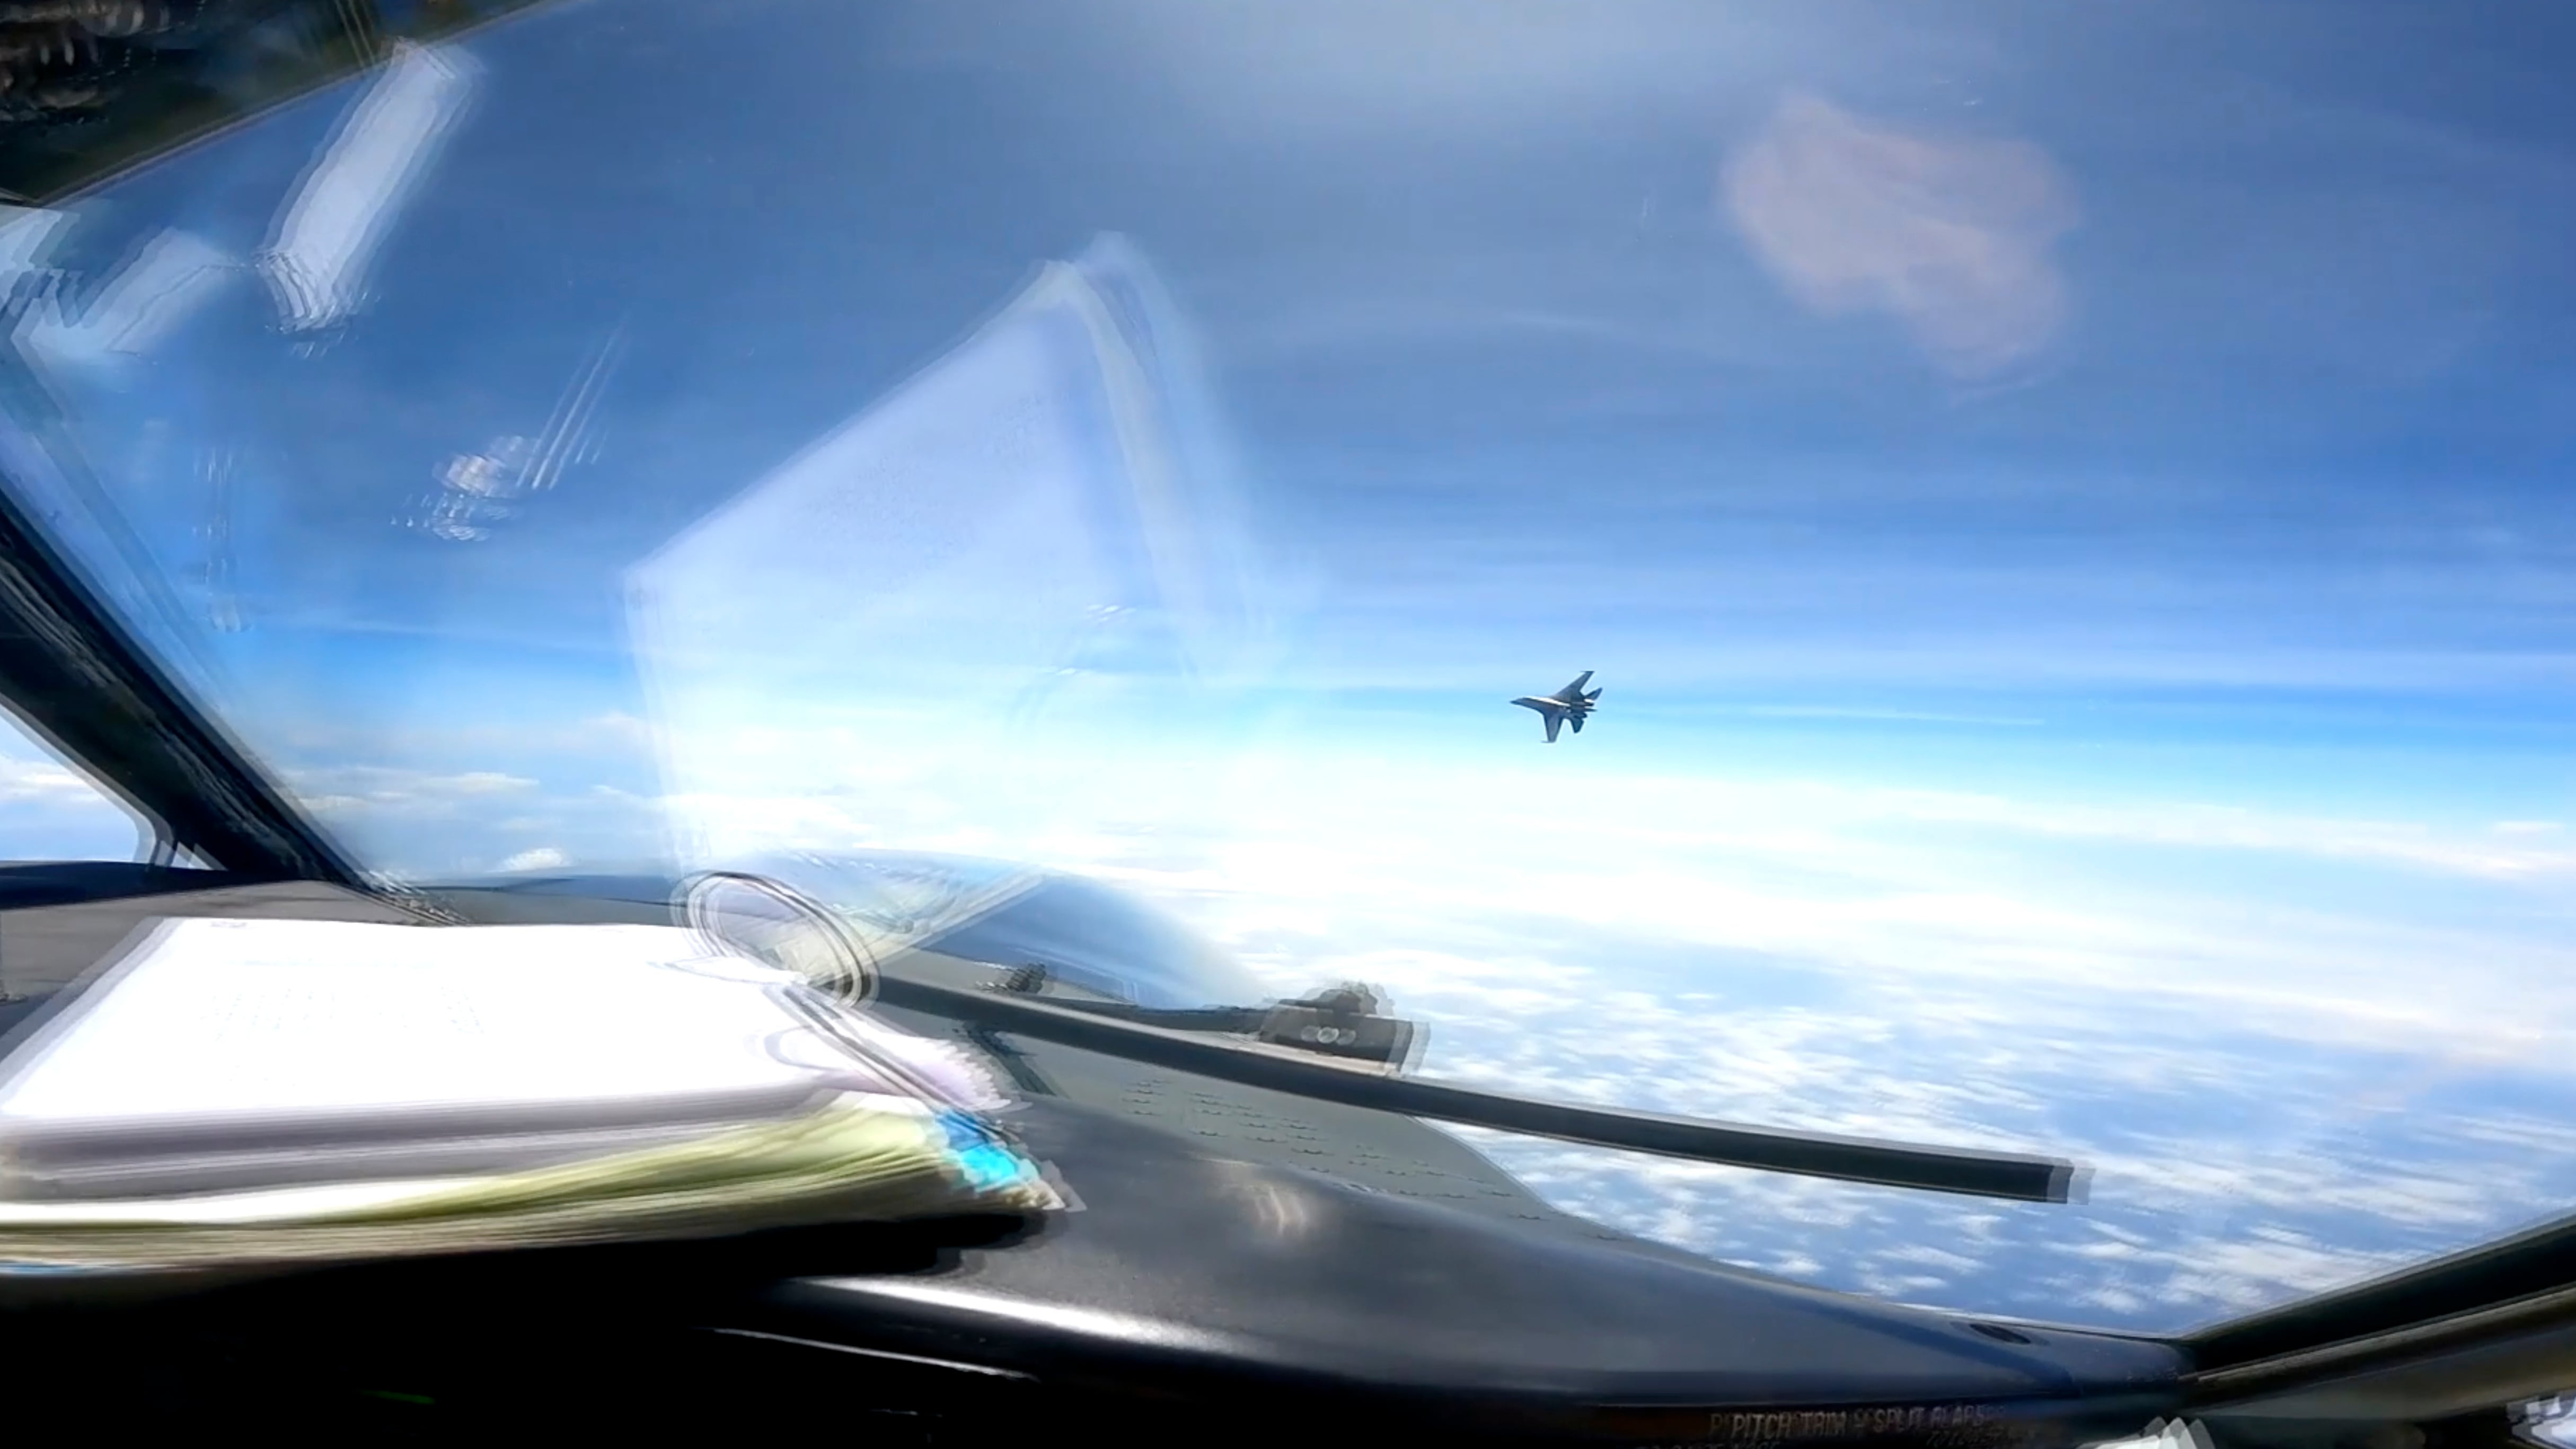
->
[0,917,1051,1276]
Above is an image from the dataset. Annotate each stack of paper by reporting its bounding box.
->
[0,917,1055,1279]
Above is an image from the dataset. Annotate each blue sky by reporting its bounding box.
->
[7,0,2576,1331]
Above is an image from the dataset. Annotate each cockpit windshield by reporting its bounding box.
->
[4,0,2574,1339]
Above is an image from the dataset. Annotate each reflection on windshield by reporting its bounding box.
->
[2,0,2574,1337]
[922,876,1266,1009]
[740,849,1274,1011]
[626,234,1265,871]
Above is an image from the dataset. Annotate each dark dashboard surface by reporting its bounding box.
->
[13,1098,2183,1443]
[743,1098,2182,1414]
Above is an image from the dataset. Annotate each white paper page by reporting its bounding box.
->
[0,918,860,1136]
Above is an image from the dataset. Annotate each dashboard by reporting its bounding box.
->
[0,867,2185,1444]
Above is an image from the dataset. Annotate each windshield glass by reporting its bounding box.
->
[737,850,1276,1010]
[5,0,2574,1335]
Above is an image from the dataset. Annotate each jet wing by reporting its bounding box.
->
[1556,671,1592,701]
[1512,696,1567,741]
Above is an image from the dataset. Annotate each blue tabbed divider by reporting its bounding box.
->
[934,1109,1041,1194]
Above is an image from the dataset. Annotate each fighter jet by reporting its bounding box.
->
[1511,671,1600,743]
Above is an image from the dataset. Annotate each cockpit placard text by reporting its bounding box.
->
[1616,1403,2046,1449]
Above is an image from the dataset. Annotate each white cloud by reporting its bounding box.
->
[272,711,663,761]
[577,712,655,748]
[613,725,2576,1052]
[297,794,370,816]
[1402,969,2546,1331]
[0,753,105,806]
[282,765,539,807]
[1866,788,2576,880]
[498,847,570,872]
[0,717,144,861]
